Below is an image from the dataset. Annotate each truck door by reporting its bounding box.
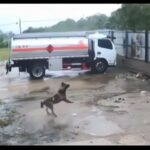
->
[88,39,95,61]
[94,38,116,65]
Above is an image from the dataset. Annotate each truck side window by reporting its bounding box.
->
[98,39,113,49]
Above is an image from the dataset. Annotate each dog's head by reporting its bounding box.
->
[61,82,70,90]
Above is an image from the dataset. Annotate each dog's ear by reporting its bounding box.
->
[61,82,65,85]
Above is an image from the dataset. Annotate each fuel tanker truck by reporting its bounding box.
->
[6,31,116,79]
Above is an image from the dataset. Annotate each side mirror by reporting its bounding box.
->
[107,35,116,40]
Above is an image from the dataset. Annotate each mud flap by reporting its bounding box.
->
[6,61,11,74]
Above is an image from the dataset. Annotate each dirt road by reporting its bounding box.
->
[0,65,150,145]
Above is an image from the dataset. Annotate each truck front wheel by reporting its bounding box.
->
[29,63,45,79]
[92,59,108,74]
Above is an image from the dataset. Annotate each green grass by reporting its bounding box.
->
[0,48,9,61]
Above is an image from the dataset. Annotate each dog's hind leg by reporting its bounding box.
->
[63,99,73,103]
[46,107,51,115]
[51,109,57,117]
[50,105,57,117]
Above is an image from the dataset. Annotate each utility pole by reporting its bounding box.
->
[19,18,22,34]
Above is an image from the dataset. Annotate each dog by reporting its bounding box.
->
[40,82,73,117]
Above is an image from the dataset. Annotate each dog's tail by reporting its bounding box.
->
[41,101,44,108]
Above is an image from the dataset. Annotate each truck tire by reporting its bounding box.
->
[92,59,108,74]
[29,63,45,79]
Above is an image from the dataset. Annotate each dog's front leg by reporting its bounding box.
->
[63,99,74,103]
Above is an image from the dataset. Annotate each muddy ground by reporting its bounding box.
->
[0,65,150,145]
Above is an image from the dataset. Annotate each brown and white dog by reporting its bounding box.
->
[40,82,73,117]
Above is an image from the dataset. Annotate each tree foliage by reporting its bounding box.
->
[0,30,8,48]
[23,14,109,33]
[108,4,150,31]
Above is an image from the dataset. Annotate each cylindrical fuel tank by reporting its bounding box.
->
[11,35,89,60]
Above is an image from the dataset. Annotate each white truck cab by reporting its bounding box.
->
[88,32,116,73]
[89,33,116,63]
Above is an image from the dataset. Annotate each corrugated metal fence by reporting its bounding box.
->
[105,30,150,63]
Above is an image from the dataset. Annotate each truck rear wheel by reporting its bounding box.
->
[92,59,108,74]
[29,63,45,79]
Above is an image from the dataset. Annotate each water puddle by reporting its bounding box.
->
[76,115,123,137]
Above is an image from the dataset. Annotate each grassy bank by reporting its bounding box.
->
[0,48,9,61]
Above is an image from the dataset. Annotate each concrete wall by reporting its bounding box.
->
[117,55,150,75]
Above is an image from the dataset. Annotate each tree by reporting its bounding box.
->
[108,4,150,31]
[0,30,8,48]
[23,14,109,33]
[95,14,109,29]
